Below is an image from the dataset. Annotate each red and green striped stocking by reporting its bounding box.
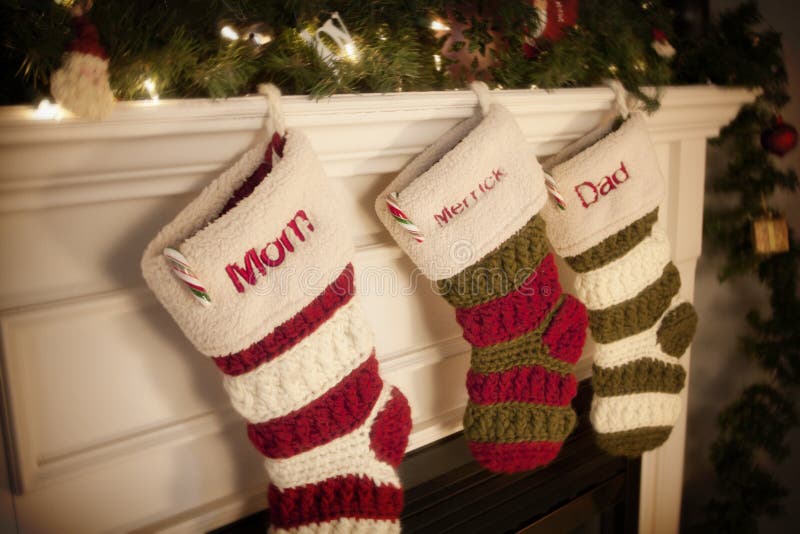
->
[376,83,588,472]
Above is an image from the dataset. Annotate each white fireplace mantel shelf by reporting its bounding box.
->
[0,86,755,533]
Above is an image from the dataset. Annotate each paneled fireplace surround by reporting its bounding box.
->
[0,86,754,533]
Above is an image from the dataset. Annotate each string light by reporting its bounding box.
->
[430,19,450,32]
[220,25,239,41]
[250,32,272,45]
[33,99,63,120]
[433,54,442,72]
[143,78,159,102]
[243,23,274,47]
[220,23,274,46]
[342,42,359,61]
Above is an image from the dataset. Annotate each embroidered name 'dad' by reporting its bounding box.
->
[574,161,630,209]
[434,168,506,227]
[225,209,315,293]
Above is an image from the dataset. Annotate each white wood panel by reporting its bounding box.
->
[638,138,709,534]
[0,87,754,533]
[0,290,227,491]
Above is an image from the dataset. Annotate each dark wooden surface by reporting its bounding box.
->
[211,380,640,534]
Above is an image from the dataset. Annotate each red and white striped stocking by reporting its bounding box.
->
[142,86,411,533]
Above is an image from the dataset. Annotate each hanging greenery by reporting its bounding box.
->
[676,2,799,531]
[0,0,672,103]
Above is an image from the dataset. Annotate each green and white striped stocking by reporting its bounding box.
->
[541,112,697,457]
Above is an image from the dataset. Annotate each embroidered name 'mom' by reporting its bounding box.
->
[225,209,315,293]
[434,168,506,227]
[574,161,630,208]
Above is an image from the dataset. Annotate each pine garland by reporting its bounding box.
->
[677,2,799,531]
[0,0,672,103]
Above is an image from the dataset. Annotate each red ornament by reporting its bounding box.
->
[761,115,798,157]
[523,0,579,58]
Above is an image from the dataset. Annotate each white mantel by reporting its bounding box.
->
[0,86,754,533]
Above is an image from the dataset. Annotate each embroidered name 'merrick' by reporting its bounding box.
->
[434,168,506,227]
[575,161,630,209]
[225,209,315,293]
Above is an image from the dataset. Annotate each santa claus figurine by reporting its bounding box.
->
[51,0,115,120]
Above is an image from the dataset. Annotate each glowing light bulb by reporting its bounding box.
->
[143,78,159,102]
[342,42,359,61]
[251,32,272,45]
[220,25,239,41]
[433,54,442,72]
[34,99,63,120]
[430,20,450,32]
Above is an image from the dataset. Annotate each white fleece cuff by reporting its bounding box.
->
[375,103,547,280]
[141,130,352,356]
[541,113,664,258]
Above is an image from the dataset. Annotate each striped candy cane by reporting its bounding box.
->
[163,247,212,307]
[544,172,567,211]
[386,192,425,243]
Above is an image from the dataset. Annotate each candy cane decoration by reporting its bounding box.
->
[386,192,425,243]
[544,172,567,211]
[164,247,212,307]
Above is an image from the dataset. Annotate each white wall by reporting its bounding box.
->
[682,1,800,531]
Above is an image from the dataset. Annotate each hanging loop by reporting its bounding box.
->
[470,81,493,116]
[257,83,286,137]
[603,79,630,120]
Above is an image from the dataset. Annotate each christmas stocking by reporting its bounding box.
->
[141,86,411,533]
[540,103,697,457]
[375,83,588,473]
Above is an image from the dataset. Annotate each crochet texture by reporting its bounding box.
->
[437,215,589,472]
[375,93,589,474]
[567,213,697,456]
[147,133,412,533]
[541,113,698,458]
